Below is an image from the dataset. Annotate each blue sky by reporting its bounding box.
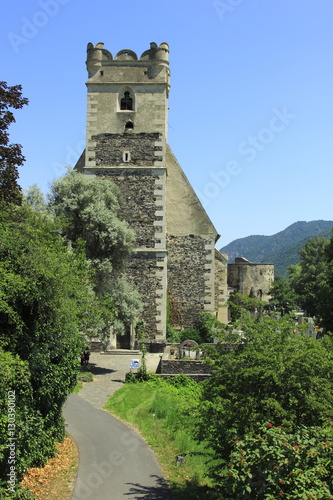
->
[1,0,333,247]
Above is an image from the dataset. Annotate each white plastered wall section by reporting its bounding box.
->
[85,81,168,169]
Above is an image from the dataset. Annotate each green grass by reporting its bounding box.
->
[103,377,220,499]
[73,368,93,393]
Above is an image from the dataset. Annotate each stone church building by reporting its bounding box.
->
[75,41,228,347]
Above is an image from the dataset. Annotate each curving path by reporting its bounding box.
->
[63,352,172,500]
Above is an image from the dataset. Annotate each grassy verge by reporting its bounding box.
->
[103,376,220,499]
[73,367,93,393]
[20,434,78,500]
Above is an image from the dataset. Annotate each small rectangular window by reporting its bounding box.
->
[123,151,131,162]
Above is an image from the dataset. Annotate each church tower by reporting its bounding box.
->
[85,41,170,155]
[76,42,228,348]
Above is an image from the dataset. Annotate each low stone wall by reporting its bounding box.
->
[147,342,167,353]
[157,373,211,382]
[160,359,212,375]
[89,340,104,352]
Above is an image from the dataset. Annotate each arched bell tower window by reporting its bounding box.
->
[120,91,133,110]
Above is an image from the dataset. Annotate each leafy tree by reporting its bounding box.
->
[267,277,299,315]
[318,232,333,332]
[0,82,28,205]
[197,312,333,488]
[0,205,95,478]
[289,236,330,317]
[23,183,48,213]
[49,169,142,340]
[110,277,142,336]
[194,311,225,343]
[228,293,265,323]
[49,169,133,271]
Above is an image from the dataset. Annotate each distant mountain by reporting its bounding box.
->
[220,220,333,277]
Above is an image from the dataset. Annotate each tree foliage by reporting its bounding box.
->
[0,205,95,482]
[218,420,333,499]
[288,236,330,317]
[23,184,48,214]
[49,169,134,270]
[197,312,333,491]
[49,169,142,341]
[0,82,28,205]
[268,277,299,315]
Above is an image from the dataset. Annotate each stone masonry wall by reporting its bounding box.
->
[167,234,208,329]
[228,261,274,301]
[96,169,164,248]
[215,250,228,324]
[160,359,212,374]
[92,133,163,166]
[125,252,165,338]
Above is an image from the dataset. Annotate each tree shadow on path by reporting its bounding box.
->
[88,364,117,375]
[124,475,173,499]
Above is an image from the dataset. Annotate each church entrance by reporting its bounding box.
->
[116,325,134,350]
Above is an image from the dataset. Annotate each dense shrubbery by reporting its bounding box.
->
[166,311,225,344]
[218,420,333,499]
[0,206,94,488]
[0,487,35,499]
[197,311,333,497]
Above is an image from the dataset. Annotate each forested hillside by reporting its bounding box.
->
[220,220,333,276]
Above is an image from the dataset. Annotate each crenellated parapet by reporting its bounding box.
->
[86,42,169,76]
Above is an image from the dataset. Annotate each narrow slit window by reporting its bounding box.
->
[120,91,133,110]
[123,151,131,162]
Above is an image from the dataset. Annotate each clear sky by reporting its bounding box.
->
[2,0,333,247]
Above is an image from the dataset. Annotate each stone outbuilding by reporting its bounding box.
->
[75,42,228,347]
[228,257,274,302]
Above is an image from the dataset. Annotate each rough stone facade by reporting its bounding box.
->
[228,257,274,302]
[92,133,163,167]
[215,250,229,323]
[75,41,228,345]
[167,234,208,328]
[94,168,164,249]
[125,252,165,336]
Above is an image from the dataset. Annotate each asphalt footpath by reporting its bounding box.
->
[63,352,172,500]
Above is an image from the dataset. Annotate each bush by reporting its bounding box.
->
[0,207,92,482]
[195,312,224,342]
[166,324,181,343]
[217,420,333,499]
[179,328,202,344]
[125,371,159,383]
[0,487,35,499]
[166,374,198,388]
[0,349,54,480]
